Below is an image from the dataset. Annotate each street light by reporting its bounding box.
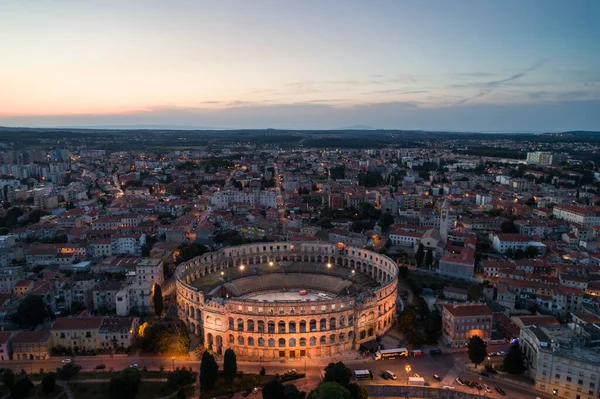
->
[326,263,332,269]
[269,261,274,266]
[405,364,411,384]
[171,356,175,371]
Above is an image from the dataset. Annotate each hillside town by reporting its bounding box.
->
[0,130,600,399]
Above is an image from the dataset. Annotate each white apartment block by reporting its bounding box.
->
[521,325,600,399]
[492,234,546,254]
[553,205,600,227]
[136,258,164,286]
[210,190,278,210]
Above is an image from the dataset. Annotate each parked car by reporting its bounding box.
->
[480,371,490,377]
[413,373,421,378]
[472,382,482,391]
[495,387,506,396]
[130,363,139,369]
[429,349,443,356]
[455,378,465,386]
[496,351,507,356]
[443,386,455,390]
[433,374,441,381]
[95,364,106,370]
[483,384,492,393]
[61,359,72,364]
[464,380,472,388]
[286,369,297,375]
[382,370,397,380]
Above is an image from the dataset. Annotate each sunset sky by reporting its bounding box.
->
[1,0,599,131]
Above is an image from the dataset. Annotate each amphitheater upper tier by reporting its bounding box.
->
[176,241,398,359]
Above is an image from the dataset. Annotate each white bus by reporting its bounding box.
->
[354,370,374,380]
[374,347,409,360]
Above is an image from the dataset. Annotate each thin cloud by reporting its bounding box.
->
[453,59,549,106]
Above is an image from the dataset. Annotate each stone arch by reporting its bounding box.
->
[258,320,265,333]
[300,338,307,347]
[339,333,345,342]
[329,334,336,344]
[237,336,244,345]
[368,327,374,337]
[320,318,327,331]
[310,337,317,346]
[320,336,326,345]
[258,337,265,347]
[237,318,244,331]
[228,334,234,344]
[278,320,286,333]
[289,321,296,333]
[299,320,307,333]
[247,319,255,332]
[360,330,366,340]
[348,331,354,340]
[278,338,285,347]
[339,315,346,327]
[268,338,275,347]
[248,337,255,346]
[228,317,234,329]
[268,321,275,333]
[310,319,317,332]
[329,317,336,330]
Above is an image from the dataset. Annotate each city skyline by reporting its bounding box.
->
[1,0,599,131]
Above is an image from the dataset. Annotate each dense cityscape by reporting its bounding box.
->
[0,129,598,399]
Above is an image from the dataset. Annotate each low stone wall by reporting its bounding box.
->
[367,385,486,398]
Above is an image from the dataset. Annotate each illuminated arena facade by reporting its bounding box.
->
[176,241,398,359]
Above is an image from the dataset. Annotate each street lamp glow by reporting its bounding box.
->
[269,261,274,266]
[240,265,245,271]
[326,263,332,268]
[351,269,355,274]
[221,271,225,276]
[405,365,411,373]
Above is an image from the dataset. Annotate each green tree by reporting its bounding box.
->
[284,384,306,399]
[240,374,259,391]
[347,383,368,399]
[524,246,539,259]
[14,295,48,328]
[307,382,350,399]
[223,348,237,382]
[109,368,141,399]
[2,370,15,391]
[166,368,194,390]
[467,336,487,367]
[199,351,218,390]
[425,249,433,268]
[378,212,395,232]
[503,343,527,374]
[262,379,285,399]
[42,373,57,394]
[500,220,518,234]
[176,320,191,355]
[398,308,416,334]
[415,243,425,267]
[323,362,352,388]
[11,376,33,399]
[406,330,424,348]
[153,284,163,317]
[57,362,81,383]
[138,323,172,354]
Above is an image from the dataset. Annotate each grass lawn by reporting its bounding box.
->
[70,381,181,399]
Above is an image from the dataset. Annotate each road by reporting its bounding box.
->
[1,344,549,399]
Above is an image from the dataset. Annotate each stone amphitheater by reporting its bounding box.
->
[176,241,398,359]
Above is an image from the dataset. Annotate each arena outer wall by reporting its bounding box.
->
[175,241,398,359]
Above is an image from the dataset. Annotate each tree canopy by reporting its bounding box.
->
[57,362,81,382]
[262,379,285,399]
[14,295,48,329]
[307,382,350,399]
[323,362,352,388]
[109,368,142,399]
[176,320,191,355]
[153,284,163,317]
[467,335,487,366]
[503,343,527,374]
[223,348,237,382]
[199,351,218,390]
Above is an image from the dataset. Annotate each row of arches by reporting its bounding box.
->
[226,332,356,348]
[228,315,355,333]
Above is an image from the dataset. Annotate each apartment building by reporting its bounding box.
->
[521,325,600,399]
[441,303,493,348]
[51,317,104,351]
[11,331,52,360]
[99,317,139,350]
[135,258,164,286]
[492,233,546,254]
[553,205,600,227]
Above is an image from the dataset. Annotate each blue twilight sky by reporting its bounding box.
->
[0,0,599,131]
